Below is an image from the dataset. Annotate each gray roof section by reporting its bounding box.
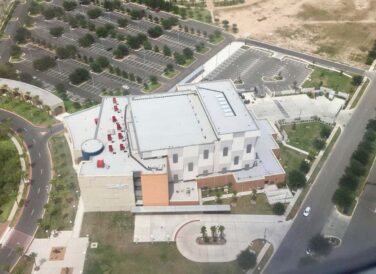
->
[129,92,217,152]
[178,80,259,135]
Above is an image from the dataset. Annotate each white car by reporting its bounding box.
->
[303,206,311,217]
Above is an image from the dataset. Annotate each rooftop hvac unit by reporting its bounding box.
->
[112,97,117,104]
[114,105,119,112]
[109,145,113,153]
[107,134,112,141]
[112,115,117,122]
[97,159,105,168]
[117,123,122,131]
[120,143,125,151]
[94,118,99,125]
[118,132,123,139]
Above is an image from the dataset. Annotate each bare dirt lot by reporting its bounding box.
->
[210,0,376,67]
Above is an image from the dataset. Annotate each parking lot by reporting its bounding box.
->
[15,0,228,100]
[206,46,312,94]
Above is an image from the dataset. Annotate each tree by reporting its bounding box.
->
[147,26,164,38]
[210,225,217,241]
[222,19,229,30]
[117,18,128,28]
[338,173,359,191]
[320,126,331,139]
[272,202,286,215]
[174,52,186,65]
[90,61,102,73]
[62,0,77,11]
[153,45,160,52]
[200,226,207,239]
[218,225,225,239]
[348,159,367,177]
[28,252,39,271]
[237,249,256,270]
[69,68,90,85]
[14,27,31,44]
[49,26,64,37]
[87,8,102,19]
[56,45,77,59]
[309,234,332,257]
[0,64,17,79]
[300,160,310,174]
[143,40,152,50]
[149,75,158,84]
[288,170,306,189]
[113,44,129,59]
[10,45,22,59]
[332,187,354,211]
[313,138,326,151]
[129,9,145,20]
[352,75,363,86]
[183,47,194,59]
[55,83,67,100]
[161,17,179,30]
[78,34,95,48]
[96,56,109,68]
[96,26,109,38]
[163,45,171,56]
[33,56,56,71]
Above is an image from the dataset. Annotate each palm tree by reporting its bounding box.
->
[28,252,39,270]
[218,225,225,239]
[210,225,217,241]
[200,226,207,239]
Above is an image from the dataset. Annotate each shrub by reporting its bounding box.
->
[288,170,306,190]
[313,138,326,151]
[49,26,64,37]
[62,0,77,11]
[161,16,179,30]
[352,75,363,86]
[338,173,359,191]
[78,34,95,48]
[320,126,331,139]
[69,68,90,85]
[147,26,163,38]
[272,202,285,215]
[87,8,102,19]
[332,187,354,211]
[237,249,256,270]
[117,18,128,28]
[300,160,310,174]
[14,27,31,44]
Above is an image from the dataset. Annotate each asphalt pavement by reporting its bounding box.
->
[0,110,62,273]
[265,71,376,274]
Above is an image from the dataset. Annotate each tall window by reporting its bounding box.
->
[203,149,209,159]
[188,162,193,172]
[223,147,228,157]
[246,144,252,153]
[173,153,178,163]
[173,174,179,183]
[234,156,239,165]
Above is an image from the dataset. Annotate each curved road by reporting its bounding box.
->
[0,110,63,273]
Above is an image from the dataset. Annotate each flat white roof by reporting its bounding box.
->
[129,92,217,152]
[178,80,259,135]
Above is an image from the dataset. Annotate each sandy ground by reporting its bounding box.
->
[210,0,376,67]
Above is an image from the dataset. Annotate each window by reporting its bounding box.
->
[223,147,228,157]
[188,162,193,172]
[234,156,239,165]
[203,149,209,159]
[173,174,179,183]
[245,164,250,170]
[172,153,178,163]
[221,167,227,173]
[246,144,252,154]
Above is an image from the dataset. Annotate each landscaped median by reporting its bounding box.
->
[36,134,79,237]
[332,119,376,216]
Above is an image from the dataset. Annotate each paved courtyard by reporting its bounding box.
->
[134,214,291,263]
[246,93,345,124]
[27,231,88,274]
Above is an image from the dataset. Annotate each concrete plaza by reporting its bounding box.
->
[134,214,291,262]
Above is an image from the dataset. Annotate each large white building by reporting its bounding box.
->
[64,80,285,212]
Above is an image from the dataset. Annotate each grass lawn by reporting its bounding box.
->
[279,145,306,175]
[36,134,79,237]
[162,69,179,79]
[11,255,33,274]
[204,194,274,215]
[81,212,241,274]
[0,97,55,126]
[351,78,370,109]
[283,122,332,152]
[253,244,274,274]
[303,66,356,94]
[187,7,212,23]
[143,82,161,93]
[0,133,21,223]
[209,35,224,45]
[197,46,209,54]
[182,57,196,67]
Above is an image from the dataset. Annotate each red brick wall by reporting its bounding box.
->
[272,148,280,158]
[196,172,286,193]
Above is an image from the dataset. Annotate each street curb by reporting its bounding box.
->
[0,108,54,129]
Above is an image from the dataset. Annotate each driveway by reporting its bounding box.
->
[134,214,290,263]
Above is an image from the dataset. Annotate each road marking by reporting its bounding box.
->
[38,152,41,158]
[37,187,41,194]
[40,169,43,175]
[32,138,36,144]
[30,208,34,216]
[24,128,28,133]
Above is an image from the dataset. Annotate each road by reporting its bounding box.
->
[0,110,62,273]
[265,70,376,274]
